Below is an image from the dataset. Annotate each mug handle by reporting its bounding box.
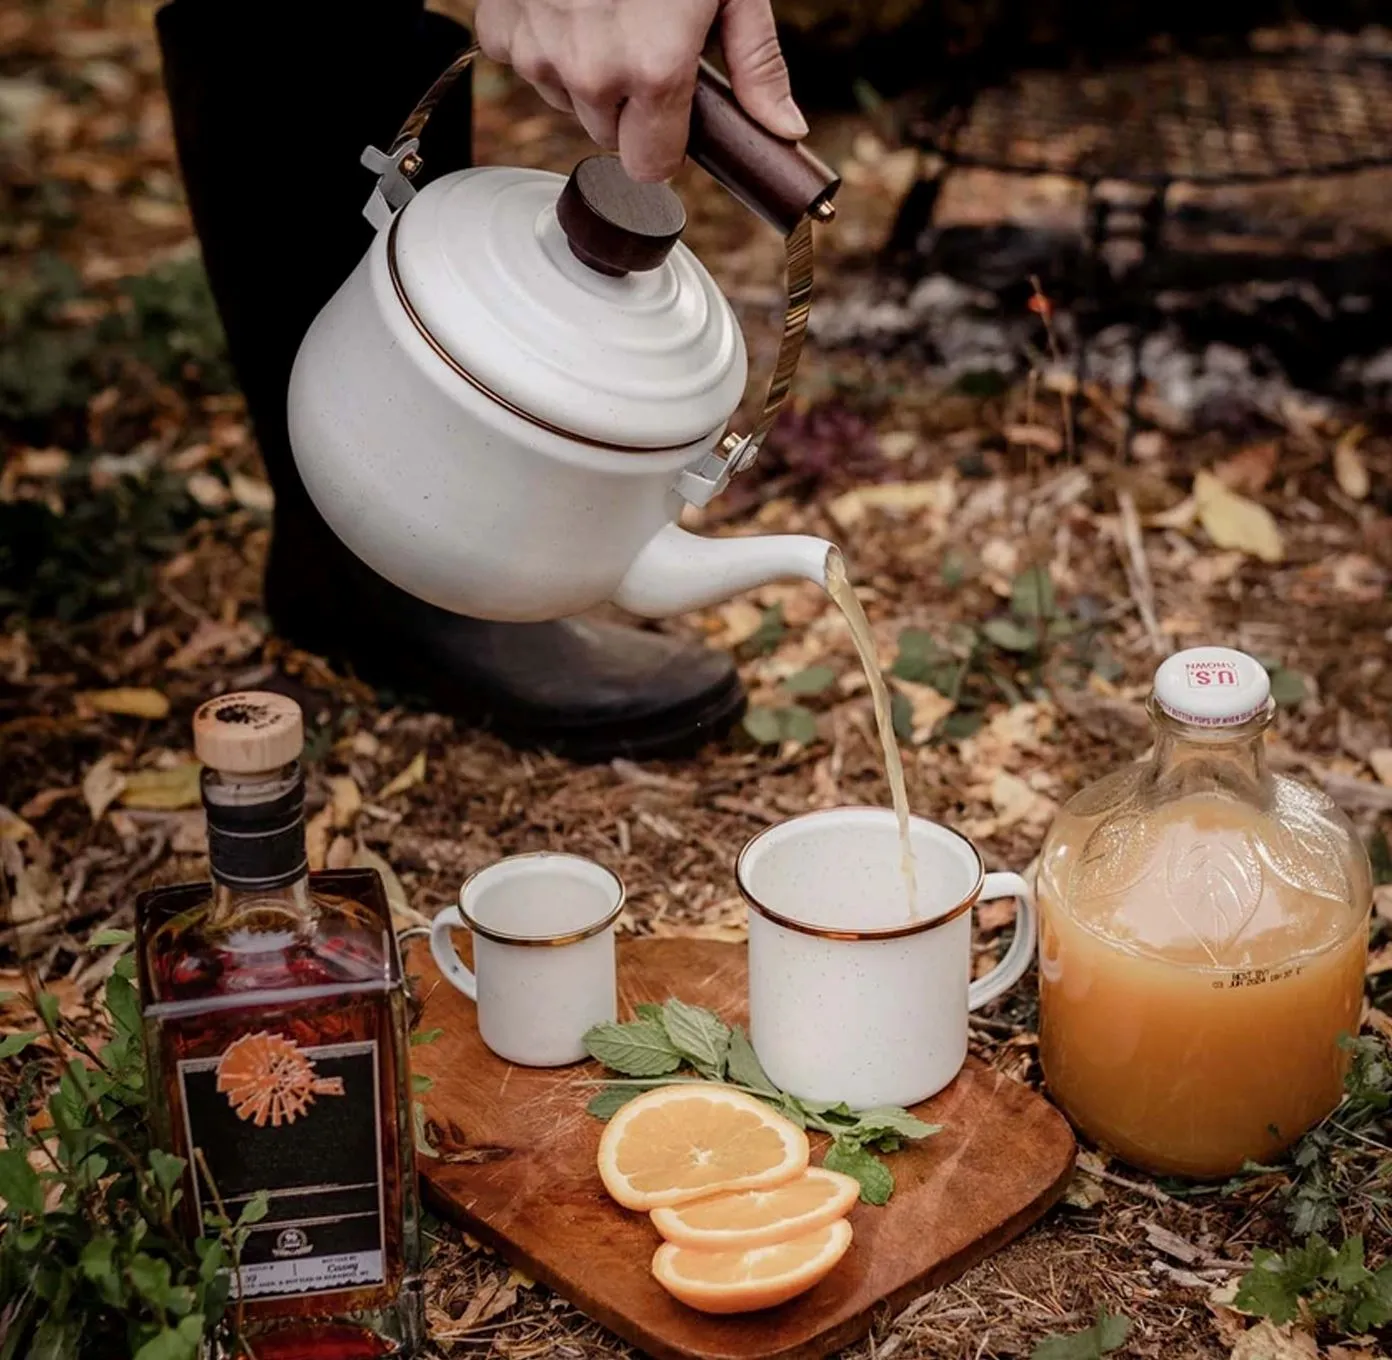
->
[967,872,1037,1010]
[429,905,478,1001]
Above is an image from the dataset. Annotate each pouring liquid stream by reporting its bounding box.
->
[825,550,919,918]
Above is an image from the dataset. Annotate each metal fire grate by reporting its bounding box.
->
[911,50,1392,186]
[895,44,1392,453]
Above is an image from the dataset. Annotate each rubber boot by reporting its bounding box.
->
[154,0,745,761]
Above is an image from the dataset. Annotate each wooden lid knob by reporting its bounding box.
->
[555,155,686,277]
[194,691,304,774]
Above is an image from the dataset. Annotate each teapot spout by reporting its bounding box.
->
[611,523,833,619]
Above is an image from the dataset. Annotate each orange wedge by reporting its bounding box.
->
[651,1218,853,1314]
[649,1167,860,1251]
[597,1084,809,1211]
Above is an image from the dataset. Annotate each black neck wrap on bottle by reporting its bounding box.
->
[204,769,308,892]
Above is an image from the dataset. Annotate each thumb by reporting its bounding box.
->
[718,0,808,140]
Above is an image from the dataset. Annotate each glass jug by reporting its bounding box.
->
[1037,646,1371,1178]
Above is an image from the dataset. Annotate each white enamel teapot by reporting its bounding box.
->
[288,47,842,623]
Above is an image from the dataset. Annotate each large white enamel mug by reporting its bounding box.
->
[430,853,623,1067]
[737,807,1037,1110]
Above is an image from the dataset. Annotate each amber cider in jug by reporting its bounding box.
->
[1037,646,1371,1178]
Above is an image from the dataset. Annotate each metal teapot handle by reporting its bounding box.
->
[361,45,840,489]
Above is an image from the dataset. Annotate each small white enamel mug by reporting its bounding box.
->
[738,807,1036,1110]
[429,853,623,1067]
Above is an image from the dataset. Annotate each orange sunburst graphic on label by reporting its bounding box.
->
[215,1032,345,1127]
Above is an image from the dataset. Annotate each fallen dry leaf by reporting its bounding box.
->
[990,771,1055,830]
[82,754,127,821]
[1229,1319,1318,1360]
[166,618,262,670]
[185,472,230,510]
[892,678,955,743]
[326,834,355,870]
[120,763,202,811]
[79,686,170,720]
[18,787,77,820]
[1194,470,1285,564]
[1004,423,1064,455]
[1368,749,1392,787]
[230,472,275,513]
[352,843,429,930]
[328,776,363,829]
[827,478,955,533]
[0,810,61,929]
[1333,426,1370,501]
[1214,441,1278,494]
[708,598,764,649]
[379,752,427,801]
[305,804,333,873]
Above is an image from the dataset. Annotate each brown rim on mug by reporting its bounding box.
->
[735,806,986,942]
[458,852,626,948]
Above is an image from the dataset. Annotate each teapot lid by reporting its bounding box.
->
[390,158,746,450]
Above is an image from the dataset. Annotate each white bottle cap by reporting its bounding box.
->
[1152,646,1272,727]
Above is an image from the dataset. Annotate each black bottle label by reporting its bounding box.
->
[177,1034,385,1298]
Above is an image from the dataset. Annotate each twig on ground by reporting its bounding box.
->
[1114,489,1168,658]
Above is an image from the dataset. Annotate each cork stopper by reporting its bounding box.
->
[193,691,304,774]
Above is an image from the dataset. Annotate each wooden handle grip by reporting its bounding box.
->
[688,60,841,235]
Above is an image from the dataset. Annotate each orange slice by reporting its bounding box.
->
[651,1218,853,1314]
[597,1084,809,1211]
[649,1167,860,1250]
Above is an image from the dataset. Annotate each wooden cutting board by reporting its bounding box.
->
[409,938,1075,1360]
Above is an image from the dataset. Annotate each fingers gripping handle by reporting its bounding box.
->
[967,872,1037,1011]
[429,905,478,1001]
[689,59,841,237]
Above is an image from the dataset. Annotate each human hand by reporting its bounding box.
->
[474,0,807,183]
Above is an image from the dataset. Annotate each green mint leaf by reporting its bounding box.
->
[780,705,819,748]
[1011,564,1056,621]
[661,999,730,1079]
[411,1072,434,1094]
[78,1236,120,1299]
[633,1003,664,1023]
[35,991,60,1031]
[128,1254,177,1310]
[983,617,1037,653]
[104,972,142,1040]
[148,1148,186,1200]
[1268,667,1307,708]
[1327,1234,1367,1289]
[799,1098,858,1123]
[742,707,784,746]
[410,1026,444,1047]
[0,1031,40,1060]
[236,1191,270,1227]
[29,1320,84,1360]
[586,1086,639,1120]
[737,604,786,659]
[725,1026,779,1096]
[774,1095,808,1129]
[583,1019,683,1077]
[890,689,914,743]
[88,927,135,949]
[132,1315,204,1360]
[849,1107,942,1143]
[0,1146,44,1215]
[824,1141,894,1205]
[1030,1310,1131,1360]
[113,953,137,982]
[784,665,836,696]
[1235,1254,1303,1325]
[197,1239,228,1284]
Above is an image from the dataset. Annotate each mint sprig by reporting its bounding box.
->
[582,1002,941,1204]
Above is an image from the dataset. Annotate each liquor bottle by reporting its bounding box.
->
[137,692,423,1358]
